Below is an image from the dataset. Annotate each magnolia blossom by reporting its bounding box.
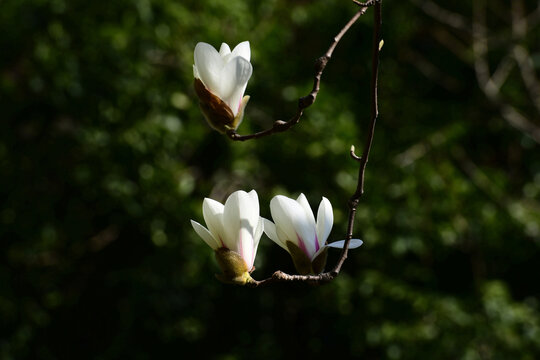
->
[264,194,363,274]
[190,190,263,280]
[193,41,253,133]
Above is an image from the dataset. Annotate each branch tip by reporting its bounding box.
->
[227,6,370,141]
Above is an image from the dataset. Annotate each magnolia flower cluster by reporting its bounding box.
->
[191,190,363,283]
[191,42,363,283]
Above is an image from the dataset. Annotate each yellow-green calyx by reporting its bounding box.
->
[214,247,255,285]
[286,241,328,275]
[194,78,249,134]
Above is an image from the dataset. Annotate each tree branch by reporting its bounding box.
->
[226,4,371,141]
[248,1,383,286]
[333,0,382,275]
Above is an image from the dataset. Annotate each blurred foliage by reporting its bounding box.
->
[1,0,539,359]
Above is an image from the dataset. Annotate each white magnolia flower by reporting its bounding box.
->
[193,41,253,133]
[264,194,363,274]
[190,190,263,282]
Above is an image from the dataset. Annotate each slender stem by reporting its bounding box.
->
[227,6,370,141]
[333,0,381,274]
[248,2,383,286]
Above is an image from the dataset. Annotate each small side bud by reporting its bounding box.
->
[379,39,384,51]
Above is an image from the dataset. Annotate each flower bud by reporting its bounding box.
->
[193,41,252,133]
[194,78,249,133]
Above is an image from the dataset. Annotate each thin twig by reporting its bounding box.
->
[248,2,383,286]
[333,0,381,274]
[227,6,370,141]
[353,0,379,7]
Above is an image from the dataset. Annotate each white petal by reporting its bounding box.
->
[296,193,317,233]
[233,95,250,129]
[202,198,225,245]
[223,190,260,254]
[270,195,317,259]
[249,217,265,269]
[219,43,231,57]
[269,196,299,242]
[316,197,334,250]
[325,239,363,249]
[276,226,290,247]
[253,217,264,246]
[194,42,224,95]
[193,64,200,79]
[191,220,220,249]
[296,194,315,222]
[263,218,288,251]
[231,41,251,61]
[247,189,259,205]
[238,228,254,269]
[219,57,252,115]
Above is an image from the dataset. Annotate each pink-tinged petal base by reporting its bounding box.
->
[296,233,310,259]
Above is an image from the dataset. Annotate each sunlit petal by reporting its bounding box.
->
[223,190,259,257]
[250,217,265,268]
[233,95,250,129]
[269,196,300,243]
[247,189,259,206]
[238,226,254,270]
[202,198,225,239]
[263,218,288,251]
[270,195,317,258]
[219,42,231,56]
[191,220,220,250]
[296,193,317,232]
[219,57,253,115]
[194,42,224,95]
[231,41,251,61]
[316,197,333,250]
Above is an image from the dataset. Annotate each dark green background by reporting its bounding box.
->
[1,0,539,359]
